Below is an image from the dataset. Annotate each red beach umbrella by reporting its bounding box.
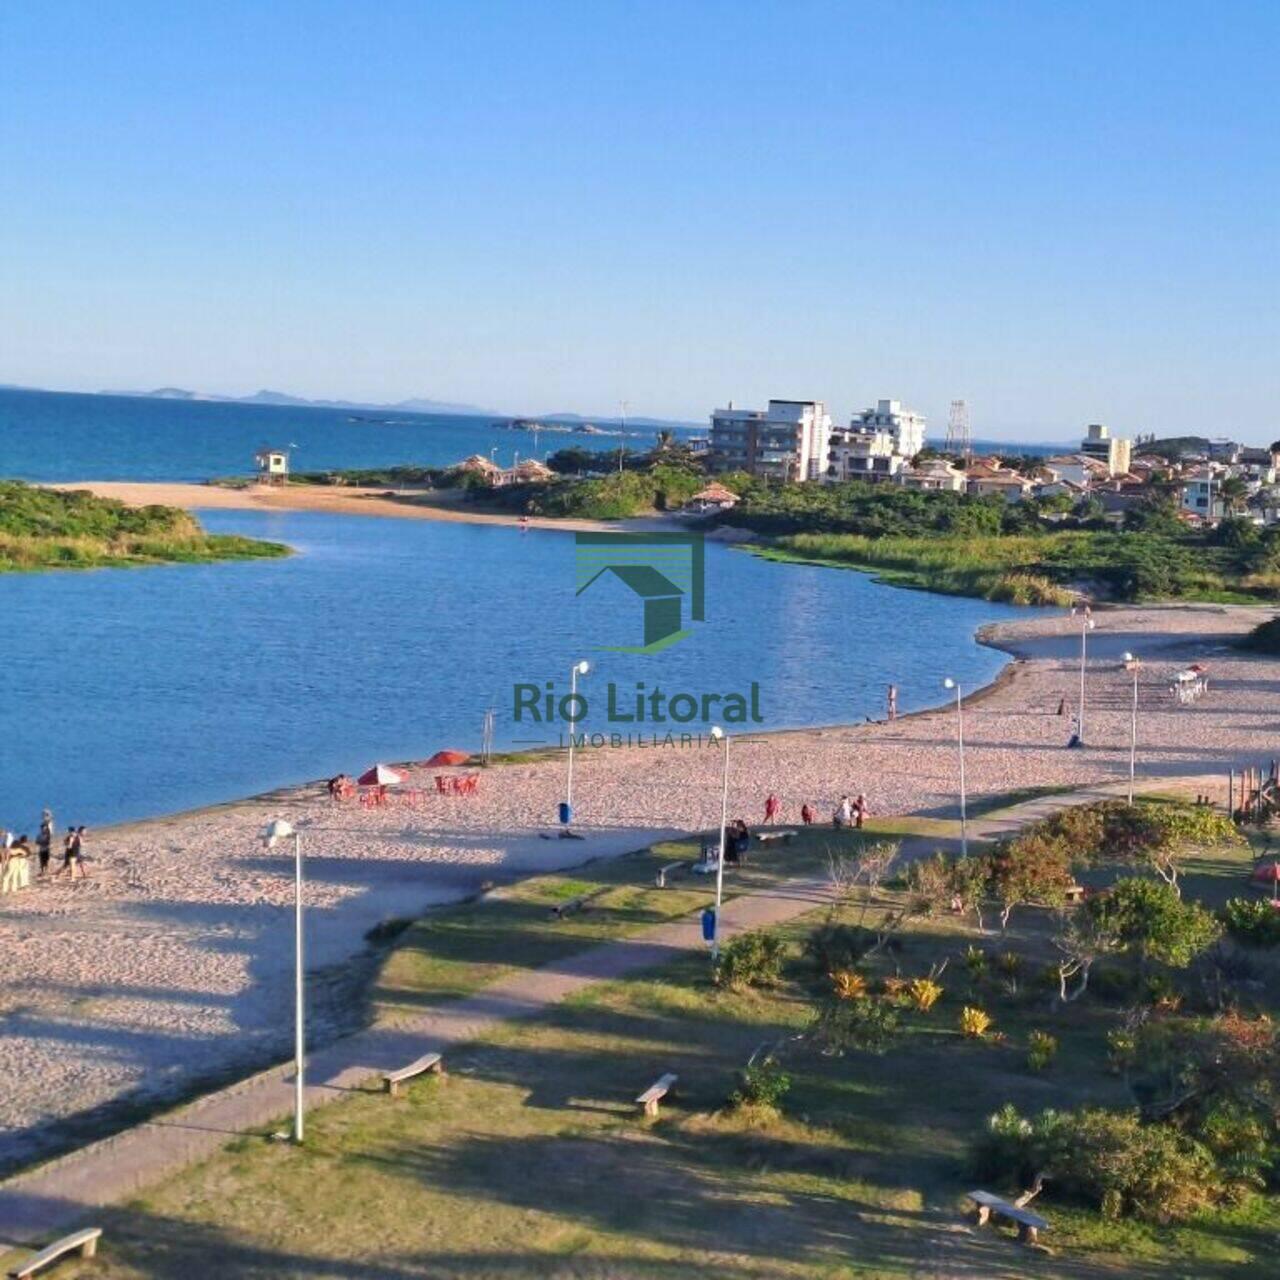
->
[425,750,470,767]
[358,763,404,786]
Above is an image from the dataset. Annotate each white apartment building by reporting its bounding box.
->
[1080,423,1132,476]
[708,399,829,482]
[824,396,926,481]
[825,399,927,484]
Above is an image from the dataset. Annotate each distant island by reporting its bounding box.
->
[95,386,497,417]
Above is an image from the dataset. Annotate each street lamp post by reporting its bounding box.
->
[1075,612,1096,746]
[709,726,730,963]
[1123,651,1141,803]
[261,819,305,1144]
[942,679,968,858]
[562,659,590,834]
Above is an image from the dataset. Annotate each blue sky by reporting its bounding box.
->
[2,1,1277,438]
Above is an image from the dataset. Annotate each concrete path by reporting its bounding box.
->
[0,774,1216,1247]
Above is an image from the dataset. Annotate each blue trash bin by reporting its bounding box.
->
[701,907,717,943]
[559,801,572,825]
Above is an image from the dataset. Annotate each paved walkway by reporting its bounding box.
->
[0,774,1215,1247]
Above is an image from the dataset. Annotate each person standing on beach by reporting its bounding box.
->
[834,795,853,829]
[37,809,54,876]
[853,793,869,829]
[801,803,815,825]
[886,684,898,721]
[764,793,780,824]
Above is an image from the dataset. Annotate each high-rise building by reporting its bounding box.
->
[1080,423,1132,476]
[824,399,927,483]
[708,399,829,482]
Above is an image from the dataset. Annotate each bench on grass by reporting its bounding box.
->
[8,1228,102,1278]
[755,829,796,846]
[636,1072,678,1118]
[655,860,689,888]
[382,1051,446,1097]
[551,888,606,919]
[967,1191,1049,1245]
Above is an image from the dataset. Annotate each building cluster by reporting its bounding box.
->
[706,399,1280,524]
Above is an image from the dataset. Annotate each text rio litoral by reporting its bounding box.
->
[512,681,763,725]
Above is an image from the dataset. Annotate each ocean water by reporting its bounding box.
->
[0,387,650,482]
[0,509,1032,826]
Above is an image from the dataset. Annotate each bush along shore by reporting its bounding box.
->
[0,481,289,572]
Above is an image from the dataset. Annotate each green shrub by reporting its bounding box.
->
[1220,897,1280,947]
[1026,1030,1058,1072]
[718,930,788,989]
[803,922,876,974]
[1238,615,1280,653]
[815,995,900,1055]
[971,1104,1223,1222]
[729,1057,792,1112]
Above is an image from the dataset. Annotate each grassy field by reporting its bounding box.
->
[0,481,288,572]
[14,798,1275,1279]
[755,530,1266,608]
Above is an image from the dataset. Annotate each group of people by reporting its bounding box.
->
[0,810,88,893]
[763,792,869,830]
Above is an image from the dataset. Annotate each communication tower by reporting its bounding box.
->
[946,399,972,463]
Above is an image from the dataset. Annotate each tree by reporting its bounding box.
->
[987,835,1077,929]
[1217,475,1249,516]
[1086,878,1220,975]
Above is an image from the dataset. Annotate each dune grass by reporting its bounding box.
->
[0,481,288,572]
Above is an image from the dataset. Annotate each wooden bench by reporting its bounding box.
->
[655,860,689,888]
[551,888,606,919]
[8,1228,102,1278]
[1063,883,1087,904]
[755,829,796,846]
[636,1072,678,1118]
[967,1191,1049,1245]
[382,1052,446,1097]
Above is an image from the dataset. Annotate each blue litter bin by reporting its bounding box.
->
[559,801,572,825]
[701,907,717,943]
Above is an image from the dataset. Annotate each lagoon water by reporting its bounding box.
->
[0,508,1032,826]
[0,388,1037,826]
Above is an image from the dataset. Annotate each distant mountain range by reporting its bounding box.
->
[81,386,700,429]
[95,386,497,417]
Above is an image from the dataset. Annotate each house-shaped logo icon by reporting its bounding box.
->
[574,533,705,654]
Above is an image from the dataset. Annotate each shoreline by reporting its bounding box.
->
[50,479,683,534]
[0,604,1275,1176]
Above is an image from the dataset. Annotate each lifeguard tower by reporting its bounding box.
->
[254,447,290,486]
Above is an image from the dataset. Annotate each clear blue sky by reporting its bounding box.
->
[2,1,1277,438]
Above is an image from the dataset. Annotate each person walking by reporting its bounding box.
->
[853,793,869,830]
[833,795,853,829]
[800,803,815,825]
[886,684,898,721]
[37,808,54,877]
[763,793,780,824]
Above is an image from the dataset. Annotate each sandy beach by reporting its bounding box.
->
[0,602,1275,1174]
[52,480,682,534]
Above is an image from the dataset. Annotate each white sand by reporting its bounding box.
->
[0,602,1274,1170]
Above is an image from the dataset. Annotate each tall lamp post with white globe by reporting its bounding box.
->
[942,679,968,858]
[561,659,591,835]
[708,726,731,964]
[1123,652,1141,803]
[261,818,305,1144]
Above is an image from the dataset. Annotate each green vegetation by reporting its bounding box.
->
[61,795,1279,1277]
[715,478,1280,605]
[1237,614,1280,654]
[478,459,706,519]
[0,481,288,572]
